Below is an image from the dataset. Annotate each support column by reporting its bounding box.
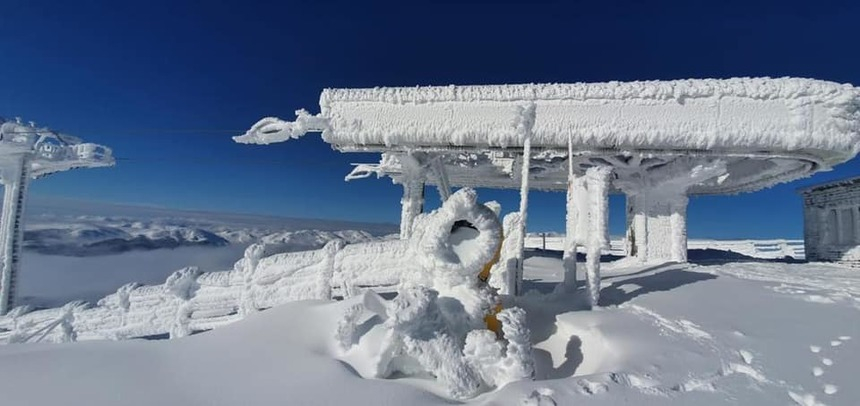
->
[561,139,579,293]
[625,190,688,264]
[399,180,424,239]
[513,103,536,296]
[514,136,531,296]
[669,195,689,262]
[584,166,611,309]
[624,195,635,257]
[0,157,30,315]
[625,194,649,260]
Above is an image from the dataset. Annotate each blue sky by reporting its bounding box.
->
[2,0,860,238]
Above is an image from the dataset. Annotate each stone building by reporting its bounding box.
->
[799,176,860,266]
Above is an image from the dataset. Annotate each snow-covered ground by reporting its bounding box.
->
[2,239,857,405]
[2,200,856,405]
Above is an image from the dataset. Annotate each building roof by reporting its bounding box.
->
[312,77,860,165]
[798,176,860,194]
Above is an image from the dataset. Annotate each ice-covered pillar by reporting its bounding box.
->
[585,166,611,309]
[625,194,648,259]
[0,157,30,315]
[620,158,725,264]
[625,190,689,263]
[668,194,689,262]
[399,180,425,239]
[397,153,427,239]
[560,140,581,293]
[513,103,536,296]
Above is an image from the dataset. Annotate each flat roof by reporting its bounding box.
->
[798,176,860,194]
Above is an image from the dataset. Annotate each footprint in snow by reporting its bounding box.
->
[788,391,827,406]
[812,367,823,377]
[821,358,833,366]
[837,335,851,341]
[522,388,556,406]
[830,340,841,347]
[810,345,821,353]
[739,350,753,364]
[823,384,838,395]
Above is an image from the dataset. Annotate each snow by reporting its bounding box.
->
[237,78,860,168]
[1,252,858,405]
[2,198,859,404]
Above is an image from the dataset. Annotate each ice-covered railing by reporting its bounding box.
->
[524,236,805,259]
[0,190,506,344]
[0,234,350,343]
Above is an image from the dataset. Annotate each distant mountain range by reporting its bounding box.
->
[22,195,397,256]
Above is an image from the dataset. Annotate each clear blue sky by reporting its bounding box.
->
[2,0,859,239]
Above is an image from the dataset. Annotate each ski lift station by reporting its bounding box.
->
[0,118,114,314]
[236,77,860,303]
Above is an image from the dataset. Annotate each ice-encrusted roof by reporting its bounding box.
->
[317,78,860,166]
[797,175,860,194]
[237,77,860,167]
[0,118,114,178]
[235,77,860,195]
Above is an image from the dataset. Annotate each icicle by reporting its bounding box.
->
[431,158,451,202]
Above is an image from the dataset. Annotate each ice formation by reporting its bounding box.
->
[333,189,534,399]
[235,77,860,296]
[0,118,114,314]
[237,78,860,167]
[0,230,371,343]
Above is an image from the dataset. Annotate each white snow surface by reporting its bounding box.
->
[239,78,860,167]
[1,254,858,405]
[3,198,857,405]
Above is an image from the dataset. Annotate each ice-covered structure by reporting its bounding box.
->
[236,77,860,306]
[799,176,860,267]
[0,118,114,314]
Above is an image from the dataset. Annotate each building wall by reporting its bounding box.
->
[801,180,860,267]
